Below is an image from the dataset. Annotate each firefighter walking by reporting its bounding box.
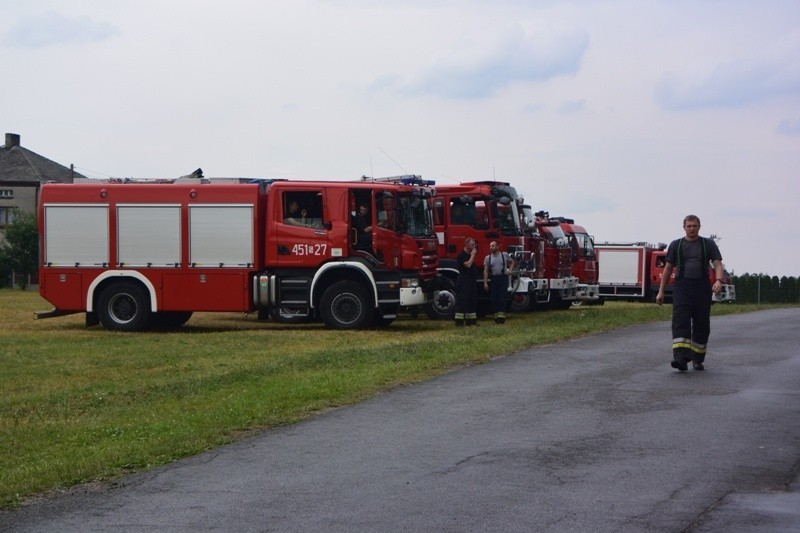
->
[656,215,724,372]
[483,241,515,324]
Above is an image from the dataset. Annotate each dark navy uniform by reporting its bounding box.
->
[455,250,479,326]
[665,237,722,365]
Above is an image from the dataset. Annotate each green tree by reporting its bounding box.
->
[732,273,754,303]
[0,210,39,290]
[0,251,8,288]
[779,276,799,304]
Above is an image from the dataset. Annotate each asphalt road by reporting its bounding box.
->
[2,308,799,532]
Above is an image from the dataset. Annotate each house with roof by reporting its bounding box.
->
[0,132,87,234]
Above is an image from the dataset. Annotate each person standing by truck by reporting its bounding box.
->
[454,238,479,327]
[656,215,724,372]
[483,241,515,324]
[352,204,373,251]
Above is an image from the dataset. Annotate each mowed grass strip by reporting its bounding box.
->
[0,289,771,507]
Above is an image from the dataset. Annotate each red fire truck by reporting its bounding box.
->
[551,216,600,305]
[36,178,439,331]
[595,242,667,301]
[512,207,579,310]
[594,242,735,303]
[428,181,539,318]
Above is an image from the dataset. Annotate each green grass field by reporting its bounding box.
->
[0,289,778,508]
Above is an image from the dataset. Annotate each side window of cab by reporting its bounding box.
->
[282,191,324,229]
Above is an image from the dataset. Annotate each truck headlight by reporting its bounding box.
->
[401,278,420,288]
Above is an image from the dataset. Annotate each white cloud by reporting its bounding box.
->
[654,35,800,110]
[396,22,588,99]
[1,10,118,48]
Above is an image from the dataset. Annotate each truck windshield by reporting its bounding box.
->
[542,225,569,246]
[398,195,435,237]
[497,201,522,235]
[492,184,521,202]
[573,232,596,259]
[520,205,536,232]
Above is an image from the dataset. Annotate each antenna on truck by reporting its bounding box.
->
[377,146,408,174]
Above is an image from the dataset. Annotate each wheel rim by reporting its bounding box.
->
[510,293,531,312]
[108,293,138,325]
[432,289,456,314]
[330,292,363,326]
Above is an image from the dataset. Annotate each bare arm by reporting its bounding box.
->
[655,263,674,305]
[463,249,477,268]
[711,259,724,294]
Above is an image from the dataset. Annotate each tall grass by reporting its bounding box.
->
[0,289,775,508]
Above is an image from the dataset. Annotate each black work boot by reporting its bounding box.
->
[670,360,688,372]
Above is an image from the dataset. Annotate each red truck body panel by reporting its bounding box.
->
[39,182,263,314]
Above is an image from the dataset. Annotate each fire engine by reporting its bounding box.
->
[511,208,579,310]
[594,242,735,303]
[429,181,540,318]
[550,216,600,305]
[36,178,439,331]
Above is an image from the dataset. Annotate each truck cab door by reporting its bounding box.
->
[349,189,394,266]
[272,189,331,268]
[446,198,485,256]
[372,190,397,267]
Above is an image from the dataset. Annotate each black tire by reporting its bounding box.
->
[509,292,532,313]
[319,281,372,329]
[425,278,456,320]
[269,307,311,324]
[150,311,193,330]
[97,281,151,332]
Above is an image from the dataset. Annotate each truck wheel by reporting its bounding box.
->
[320,281,372,329]
[97,281,151,332]
[509,292,532,313]
[425,278,456,320]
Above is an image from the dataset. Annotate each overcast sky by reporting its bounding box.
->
[2,0,799,277]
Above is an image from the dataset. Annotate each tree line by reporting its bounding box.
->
[729,274,800,304]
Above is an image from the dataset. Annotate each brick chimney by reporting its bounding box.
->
[4,133,20,148]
